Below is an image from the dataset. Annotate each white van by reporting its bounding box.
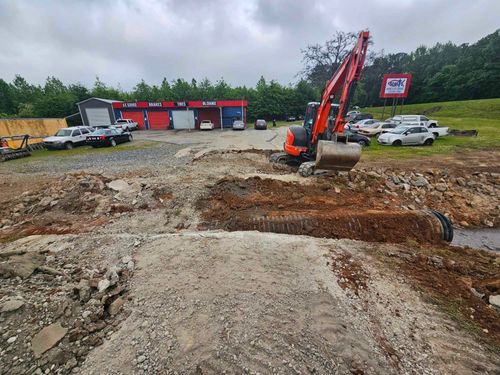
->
[390,115,438,128]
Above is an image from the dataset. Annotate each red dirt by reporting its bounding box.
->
[199,177,448,244]
[0,215,109,243]
[330,253,369,296]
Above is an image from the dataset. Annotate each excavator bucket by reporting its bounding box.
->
[315,140,361,171]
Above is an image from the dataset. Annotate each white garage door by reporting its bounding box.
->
[172,110,195,129]
[86,107,112,126]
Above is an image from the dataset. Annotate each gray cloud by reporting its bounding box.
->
[0,0,498,90]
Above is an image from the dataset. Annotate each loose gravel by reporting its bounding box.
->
[1,142,189,175]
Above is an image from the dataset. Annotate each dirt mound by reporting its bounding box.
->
[0,172,173,242]
[199,176,449,244]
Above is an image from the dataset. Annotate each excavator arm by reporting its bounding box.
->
[311,31,370,145]
[275,30,370,176]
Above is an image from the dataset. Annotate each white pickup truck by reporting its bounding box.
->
[114,119,139,131]
[390,115,448,137]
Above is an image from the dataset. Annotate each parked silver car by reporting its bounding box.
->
[232,120,245,130]
[377,125,435,146]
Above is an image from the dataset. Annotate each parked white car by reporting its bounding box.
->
[350,118,378,130]
[43,126,93,150]
[377,125,436,146]
[200,120,215,130]
[358,122,398,136]
[114,118,138,131]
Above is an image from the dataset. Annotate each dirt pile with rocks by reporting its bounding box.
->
[0,172,173,242]
[356,167,499,228]
[0,235,138,375]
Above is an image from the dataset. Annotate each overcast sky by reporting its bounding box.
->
[0,0,498,90]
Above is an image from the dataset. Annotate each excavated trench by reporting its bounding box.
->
[199,177,453,244]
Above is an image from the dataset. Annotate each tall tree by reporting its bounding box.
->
[0,79,14,115]
[300,31,358,88]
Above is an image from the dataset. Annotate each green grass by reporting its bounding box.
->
[366,98,500,120]
[359,98,500,160]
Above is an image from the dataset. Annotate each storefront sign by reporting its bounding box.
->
[202,101,217,106]
[379,74,412,98]
[148,102,162,107]
[123,102,138,108]
[175,101,187,107]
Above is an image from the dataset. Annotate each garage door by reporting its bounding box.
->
[147,111,170,130]
[86,108,112,126]
[197,108,220,129]
[122,111,146,129]
[172,110,195,129]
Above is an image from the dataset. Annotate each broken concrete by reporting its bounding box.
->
[0,253,42,279]
[0,298,25,313]
[489,295,500,309]
[31,322,68,358]
[106,179,130,192]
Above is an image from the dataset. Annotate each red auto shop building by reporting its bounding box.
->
[112,100,247,130]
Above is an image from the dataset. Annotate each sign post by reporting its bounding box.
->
[379,73,412,118]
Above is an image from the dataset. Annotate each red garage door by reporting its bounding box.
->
[147,111,170,130]
[197,108,221,129]
[122,111,145,129]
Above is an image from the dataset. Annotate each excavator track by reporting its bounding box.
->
[269,152,301,167]
[298,161,316,177]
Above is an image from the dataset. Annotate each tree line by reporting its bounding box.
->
[302,29,500,107]
[0,29,498,121]
[0,74,319,121]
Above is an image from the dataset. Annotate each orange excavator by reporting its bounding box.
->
[271,31,370,176]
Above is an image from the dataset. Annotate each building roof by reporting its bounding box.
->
[77,97,122,105]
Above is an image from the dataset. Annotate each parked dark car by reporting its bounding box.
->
[255,119,267,130]
[286,116,296,122]
[348,112,373,123]
[338,129,371,147]
[86,129,132,148]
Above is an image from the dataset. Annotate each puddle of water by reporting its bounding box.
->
[451,228,500,252]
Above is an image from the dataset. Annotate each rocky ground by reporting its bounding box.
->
[0,145,499,374]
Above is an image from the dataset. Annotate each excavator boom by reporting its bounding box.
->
[312,31,370,145]
[273,31,370,176]
[312,31,369,173]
